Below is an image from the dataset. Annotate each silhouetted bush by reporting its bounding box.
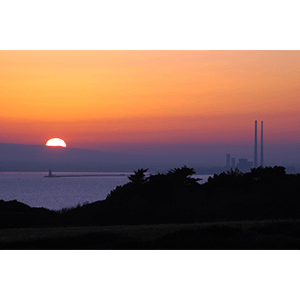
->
[128,168,148,186]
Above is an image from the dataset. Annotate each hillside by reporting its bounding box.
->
[2,166,300,227]
[0,142,150,172]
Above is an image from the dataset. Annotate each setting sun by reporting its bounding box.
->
[46,138,67,147]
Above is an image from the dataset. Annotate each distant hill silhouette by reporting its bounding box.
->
[0,142,152,172]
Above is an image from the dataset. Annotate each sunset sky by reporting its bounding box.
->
[1,51,300,156]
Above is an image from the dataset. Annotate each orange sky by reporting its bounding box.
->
[1,51,300,150]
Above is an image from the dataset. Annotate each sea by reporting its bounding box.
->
[0,172,212,210]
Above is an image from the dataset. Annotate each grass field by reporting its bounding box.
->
[1,219,300,249]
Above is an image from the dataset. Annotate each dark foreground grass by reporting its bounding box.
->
[1,220,300,250]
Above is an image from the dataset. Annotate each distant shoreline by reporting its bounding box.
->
[44,174,127,178]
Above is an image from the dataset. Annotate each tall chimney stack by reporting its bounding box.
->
[260,121,264,166]
[254,120,258,168]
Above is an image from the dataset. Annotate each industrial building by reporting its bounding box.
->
[225,120,264,172]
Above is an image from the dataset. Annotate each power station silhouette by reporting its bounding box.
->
[226,120,264,171]
[254,120,264,168]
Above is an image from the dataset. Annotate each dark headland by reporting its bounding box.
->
[1,165,300,249]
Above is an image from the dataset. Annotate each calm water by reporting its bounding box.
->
[0,172,211,210]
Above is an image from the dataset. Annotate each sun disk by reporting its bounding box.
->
[46,138,67,147]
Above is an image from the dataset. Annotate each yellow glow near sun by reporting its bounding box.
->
[46,138,67,147]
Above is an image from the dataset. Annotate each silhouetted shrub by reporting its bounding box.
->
[128,168,148,186]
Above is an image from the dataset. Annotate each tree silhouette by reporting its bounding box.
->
[250,165,286,178]
[128,168,149,186]
[167,165,201,186]
[226,167,243,177]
